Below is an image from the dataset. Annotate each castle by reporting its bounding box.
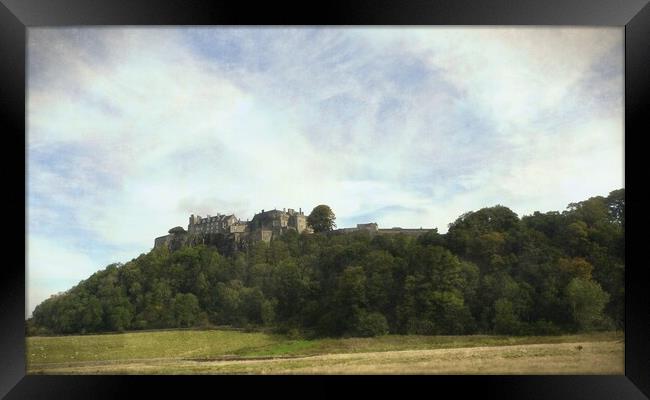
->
[154,207,435,251]
[154,207,313,250]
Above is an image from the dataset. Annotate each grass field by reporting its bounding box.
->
[26,330,624,374]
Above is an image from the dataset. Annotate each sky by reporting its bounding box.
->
[26,27,624,317]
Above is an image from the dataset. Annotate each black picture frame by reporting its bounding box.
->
[1,0,648,398]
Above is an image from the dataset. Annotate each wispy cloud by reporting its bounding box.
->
[26,27,623,316]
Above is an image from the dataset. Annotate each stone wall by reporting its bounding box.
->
[250,208,310,238]
[250,229,273,243]
[229,223,247,233]
[154,234,171,249]
[157,208,435,253]
[334,223,432,237]
[377,228,434,236]
[188,213,239,235]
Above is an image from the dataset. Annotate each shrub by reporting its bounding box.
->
[172,293,200,328]
[406,319,436,335]
[564,278,610,331]
[286,328,304,340]
[354,312,389,337]
[493,298,522,335]
[168,226,186,234]
[523,320,563,336]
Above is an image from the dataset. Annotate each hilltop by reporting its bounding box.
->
[153,206,436,254]
[28,189,624,339]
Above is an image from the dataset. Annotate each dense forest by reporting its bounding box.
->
[28,189,624,338]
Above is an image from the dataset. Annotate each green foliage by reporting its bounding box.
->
[493,298,521,335]
[29,189,624,337]
[168,226,186,234]
[605,188,625,227]
[558,257,593,281]
[353,311,389,337]
[172,293,200,327]
[307,204,336,233]
[564,278,610,331]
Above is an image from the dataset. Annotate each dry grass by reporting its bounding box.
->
[26,329,279,364]
[26,330,624,375]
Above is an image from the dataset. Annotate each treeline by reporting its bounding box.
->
[28,189,624,338]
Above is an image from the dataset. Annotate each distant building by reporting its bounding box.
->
[188,213,242,235]
[248,208,311,242]
[154,207,434,250]
[335,222,434,236]
[154,207,313,249]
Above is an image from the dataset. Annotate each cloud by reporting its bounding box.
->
[26,27,624,316]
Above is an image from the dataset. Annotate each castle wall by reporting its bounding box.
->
[251,229,273,243]
[250,208,310,235]
[357,223,378,232]
[296,215,308,232]
[377,228,434,236]
[229,223,247,233]
[333,223,430,236]
[188,213,240,235]
[154,234,171,249]
[161,209,436,252]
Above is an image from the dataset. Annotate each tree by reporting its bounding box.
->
[102,287,134,332]
[27,189,624,338]
[558,257,593,281]
[172,293,200,327]
[606,188,625,227]
[566,197,609,227]
[80,296,103,332]
[429,290,472,334]
[564,278,610,331]
[307,205,336,233]
[446,205,519,257]
[417,229,445,247]
[493,298,521,334]
[214,281,244,325]
[168,226,186,234]
[353,311,389,337]
[362,250,397,316]
[333,265,367,334]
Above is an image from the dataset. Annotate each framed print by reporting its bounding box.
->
[1,0,648,398]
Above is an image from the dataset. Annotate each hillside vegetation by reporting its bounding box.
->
[28,189,624,338]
